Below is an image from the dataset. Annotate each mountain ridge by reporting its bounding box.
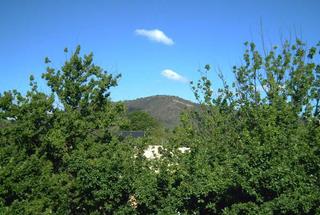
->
[123,95,196,129]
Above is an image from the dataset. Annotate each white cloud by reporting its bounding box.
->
[161,69,188,83]
[135,29,174,45]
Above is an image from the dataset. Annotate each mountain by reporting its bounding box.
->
[124,95,196,129]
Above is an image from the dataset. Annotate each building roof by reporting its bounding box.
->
[120,131,145,138]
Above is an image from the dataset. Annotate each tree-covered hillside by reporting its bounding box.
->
[124,95,196,129]
[1,40,320,214]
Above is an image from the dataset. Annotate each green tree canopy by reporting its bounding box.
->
[1,40,320,214]
[126,111,160,131]
[0,46,136,214]
[162,39,320,214]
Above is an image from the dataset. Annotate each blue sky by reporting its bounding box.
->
[1,0,320,101]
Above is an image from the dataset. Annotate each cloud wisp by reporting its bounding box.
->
[161,69,188,83]
[135,29,174,45]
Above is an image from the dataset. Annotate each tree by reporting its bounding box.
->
[1,39,320,214]
[0,46,136,214]
[159,39,320,214]
[126,111,160,131]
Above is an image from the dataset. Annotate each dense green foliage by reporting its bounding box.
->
[125,111,160,131]
[1,40,320,214]
[0,46,135,214]
[166,40,320,214]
